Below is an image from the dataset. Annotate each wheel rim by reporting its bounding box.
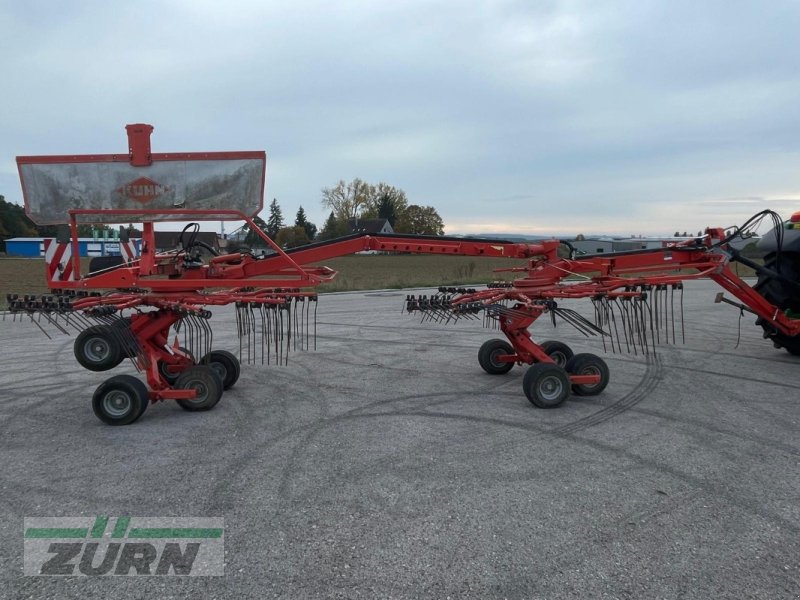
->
[539,375,564,401]
[490,349,506,368]
[550,351,567,367]
[103,390,133,417]
[159,362,180,381]
[185,380,208,404]
[579,365,601,389]
[85,337,111,362]
[210,362,227,382]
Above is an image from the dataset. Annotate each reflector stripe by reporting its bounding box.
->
[44,238,74,282]
[122,240,138,261]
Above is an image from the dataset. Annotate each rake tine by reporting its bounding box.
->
[679,283,685,344]
[236,303,243,361]
[615,300,631,353]
[276,305,283,366]
[670,285,677,345]
[643,297,656,354]
[202,310,213,363]
[283,302,289,365]
[39,309,70,335]
[594,299,608,353]
[27,312,52,339]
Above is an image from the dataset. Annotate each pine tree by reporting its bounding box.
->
[318,211,349,240]
[244,215,269,247]
[266,198,284,239]
[376,195,397,228]
[294,206,317,240]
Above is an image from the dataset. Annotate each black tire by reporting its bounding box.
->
[174,366,223,412]
[540,340,574,367]
[753,251,800,355]
[74,326,123,371]
[523,363,570,408]
[157,347,195,385]
[478,339,515,375]
[92,375,148,426]
[200,350,240,390]
[565,353,610,396]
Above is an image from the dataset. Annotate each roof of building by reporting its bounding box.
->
[347,218,392,234]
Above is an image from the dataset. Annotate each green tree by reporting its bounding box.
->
[395,205,444,235]
[276,226,311,248]
[294,206,317,240]
[318,211,351,241]
[361,183,408,228]
[0,195,38,250]
[244,215,269,247]
[266,198,284,239]
[321,178,371,221]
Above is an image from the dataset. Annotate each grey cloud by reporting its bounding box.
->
[2,1,800,235]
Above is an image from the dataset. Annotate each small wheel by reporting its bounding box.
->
[174,366,223,412]
[74,326,123,371]
[157,347,195,384]
[523,363,570,408]
[539,340,574,367]
[92,375,148,426]
[478,339,515,375]
[565,353,610,396]
[200,350,240,390]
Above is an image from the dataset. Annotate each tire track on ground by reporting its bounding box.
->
[552,354,663,436]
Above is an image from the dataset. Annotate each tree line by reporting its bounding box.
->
[240,178,445,249]
[317,178,444,239]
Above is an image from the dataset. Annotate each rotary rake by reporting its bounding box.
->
[6,123,800,424]
[7,124,544,425]
[403,216,800,407]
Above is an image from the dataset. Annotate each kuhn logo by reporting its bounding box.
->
[116,177,170,204]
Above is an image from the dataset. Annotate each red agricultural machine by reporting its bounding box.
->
[7,124,800,424]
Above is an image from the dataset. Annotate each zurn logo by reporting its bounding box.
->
[24,516,224,576]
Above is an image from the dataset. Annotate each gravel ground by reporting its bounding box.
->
[1,279,798,599]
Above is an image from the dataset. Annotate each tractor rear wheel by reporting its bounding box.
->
[753,251,800,355]
[92,375,148,426]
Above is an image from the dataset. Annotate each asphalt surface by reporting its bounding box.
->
[1,279,798,599]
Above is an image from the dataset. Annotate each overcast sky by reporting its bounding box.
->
[2,0,800,236]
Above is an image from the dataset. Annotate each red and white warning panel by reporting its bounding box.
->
[43,238,75,283]
[121,239,138,262]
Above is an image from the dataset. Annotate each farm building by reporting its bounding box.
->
[572,234,758,255]
[347,218,394,234]
[4,237,142,258]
